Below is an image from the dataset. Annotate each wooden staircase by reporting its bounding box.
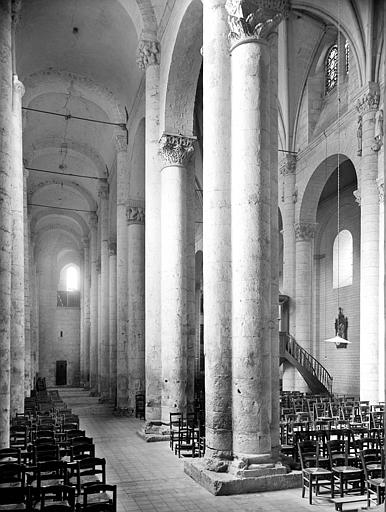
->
[279,332,333,395]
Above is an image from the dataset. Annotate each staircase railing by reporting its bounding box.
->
[280,333,333,395]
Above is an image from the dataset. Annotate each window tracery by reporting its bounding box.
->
[325,44,338,93]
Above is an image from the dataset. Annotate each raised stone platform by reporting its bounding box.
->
[184,459,302,496]
[136,421,170,443]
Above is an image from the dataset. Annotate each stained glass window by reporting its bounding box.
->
[345,41,350,73]
[325,44,338,93]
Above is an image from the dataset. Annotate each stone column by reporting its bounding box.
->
[203,0,232,463]
[280,154,297,390]
[10,75,25,415]
[137,39,162,421]
[268,31,280,457]
[126,202,145,412]
[356,83,380,402]
[295,222,316,391]
[23,170,31,396]
[108,241,117,402]
[81,238,90,386]
[0,0,13,448]
[159,134,195,423]
[98,181,110,398]
[89,213,99,394]
[226,0,287,460]
[115,134,129,410]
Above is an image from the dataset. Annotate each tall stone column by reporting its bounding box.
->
[356,83,380,402]
[126,202,145,411]
[115,133,129,410]
[108,241,117,402]
[159,134,194,423]
[377,178,384,402]
[0,0,14,448]
[23,170,31,396]
[295,222,316,391]
[203,0,232,463]
[226,0,287,459]
[280,154,297,390]
[10,75,25,415]
[81,238,90,386]
[98,182,110,398]
[268,30,280,457]
[89,213,99,394]
[137,39,161,421]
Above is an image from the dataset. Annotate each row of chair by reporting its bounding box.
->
[169,412,205,458]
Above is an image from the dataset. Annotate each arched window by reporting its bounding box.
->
[66,265,79,291]
[345,40,350,73]
[333,229,353,288]
[325,44,338,93]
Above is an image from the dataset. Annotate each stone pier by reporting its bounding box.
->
[89,213,99,395]
[108,241,117,402]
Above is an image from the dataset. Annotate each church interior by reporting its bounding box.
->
[1,0,386,510]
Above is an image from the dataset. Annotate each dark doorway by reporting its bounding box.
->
[56,360,67,385]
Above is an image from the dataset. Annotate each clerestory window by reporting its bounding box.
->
[325,44,338,93]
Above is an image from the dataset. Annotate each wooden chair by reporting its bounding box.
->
[69,458,106,497]
[174,419,198,458]
[81,484,116,512]
[0,447,22,465]
[32,484,75,512]
[327,439,364,498]
[360,450,385,507]
[70,444,95,462]
[28,460,68,489]
[0,485,30,512]
[298,440,334,504]
[169,413,183,451]
[0,462,26,488]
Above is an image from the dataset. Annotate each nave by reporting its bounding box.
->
[61,388,326,512]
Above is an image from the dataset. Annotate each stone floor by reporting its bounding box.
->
[58,387,353,512]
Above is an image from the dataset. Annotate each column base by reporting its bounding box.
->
[136,421,170,443]
[184,459,301,496]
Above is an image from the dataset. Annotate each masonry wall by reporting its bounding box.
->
[314,187,360,396]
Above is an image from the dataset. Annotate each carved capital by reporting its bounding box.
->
[159,134,195,166]
[356,82,380,116]
[136,39,160,71]
[98,181,109,200]
[126,200,145,225]
[279,153,296,176]
[225,0,288,45]
[294,222,317,241]
[12,0,22,26]
[353,189,361,206]
[108,241,117,255]
[114,133,127,153]
[13,75,25,98]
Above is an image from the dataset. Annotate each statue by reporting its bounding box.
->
[335,307,348,340]
[372,108,384,152]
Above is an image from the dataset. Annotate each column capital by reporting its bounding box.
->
[126,200,145,225]
[114,133,127,153]
[279,153,296,176]
[12,0,22,26]
[13,75,25,97]
[98,180,109,200]
[355,82,380,116]
[294,222,317,241]
[136,39,160,71]
[353,189,361,206]
[159,133,195,167]
[225,0,288,46]
[108,241,117,255]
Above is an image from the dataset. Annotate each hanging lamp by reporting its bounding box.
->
[324,6,351,349]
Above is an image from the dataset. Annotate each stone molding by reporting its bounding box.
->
[114,133,127,153]
[376,178,384,204]
[126,200,145,225]
[13,75,25,97]
[136,39,160,71]
[98,181,109,200]
[159,134,195,166]
[108,241,117,255]
[225,0,288,45]
[294,222,317,241]
[279,153,296,176]
[353,189,361,206]
[355,82,380,116]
